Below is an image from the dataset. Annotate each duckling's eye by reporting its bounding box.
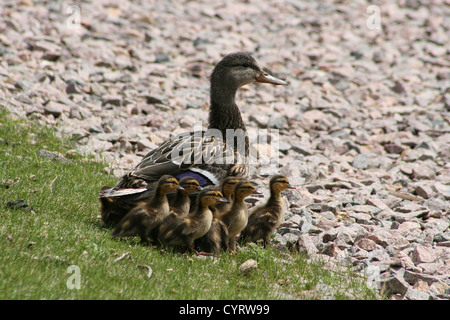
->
[241,63,250,68]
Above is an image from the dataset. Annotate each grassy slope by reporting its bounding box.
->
[0,110,379,300]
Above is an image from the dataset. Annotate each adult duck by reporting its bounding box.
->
[99,52,287,224]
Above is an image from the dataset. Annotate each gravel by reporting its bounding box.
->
[1,0,449,300]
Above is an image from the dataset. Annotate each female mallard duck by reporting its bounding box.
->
[219,180,261,251]
[110,175,179,245]
[98,52,287,225]
[158,189,228,253]
[239,175,295,247]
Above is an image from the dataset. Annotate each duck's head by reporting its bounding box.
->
[269,175,296,194]
[233,180,261,200]
[210,52,287,91]
[220,176,243,198]
[178,176,202,194]
[198,190,229,208]
[157,175,180,194]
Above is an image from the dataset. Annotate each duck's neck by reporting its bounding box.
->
[150,188,167,207]
[208,85,246,134]
[267,191,282,206]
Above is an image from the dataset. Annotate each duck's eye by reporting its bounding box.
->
[242,63,250,68]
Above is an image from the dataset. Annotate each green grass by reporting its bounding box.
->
[0,110,380,300]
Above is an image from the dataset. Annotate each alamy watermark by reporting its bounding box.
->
[366,5,382,30]
[63,3,81,31]
[66,265,81,290]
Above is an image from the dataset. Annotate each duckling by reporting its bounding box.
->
[98,52,287,223]
[189,176,242,213]
[194,217,229,255]
[168,176,202,215]
[213,176,243,214]
[150,177,201,243]
[219,180,261,251]
[239,175,295,247]
[111,175,179,245]
[158,190,228,253]
[193,176,242,254]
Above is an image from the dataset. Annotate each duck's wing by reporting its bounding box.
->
[100,130,247,198]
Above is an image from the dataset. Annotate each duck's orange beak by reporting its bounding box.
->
[255,71,287,85]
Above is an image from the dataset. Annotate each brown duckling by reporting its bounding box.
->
[111,175,179,245]
[194,217,229,255]
[213,176,243,214]
[158,189,228,253]
[168,176,202,215]
[219,180,261,251]
[150,177,201,243]
[193,176,242,254]
[239,175,295,247]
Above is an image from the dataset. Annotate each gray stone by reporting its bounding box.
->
[380,270,410,296]
[404,288,430,300]
[351,153,371,169]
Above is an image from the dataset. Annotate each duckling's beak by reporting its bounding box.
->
[177,186,185,190]
[217,197,229,203]
[288,185,296,189]
[255,71,287,85]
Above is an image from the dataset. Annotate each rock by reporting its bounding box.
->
[412,165,436,180]
[268,115,287,129]
[155,53,170,63]
[355,238,378,251]
[411,246,437,264]
[414,185,434,199]
[291,234,318,256]
[44,102,68,118]
[404,288,430,300]
[351,153,371,169]
[385,143,406,154]
[102,95,122,107]
[380,270,410,296]
[239,259,258,275]
[39,149,68,163]
[397,221,422,233]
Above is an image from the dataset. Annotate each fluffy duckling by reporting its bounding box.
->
[219,180,260,251]
[239,175,295,247]
[213,176,243,214]
[168,176,202,215]
[158,189,228,253]
[150,177,201,243]
[111,175,179,245]
[194,217,229,255]
[193,176,242,254]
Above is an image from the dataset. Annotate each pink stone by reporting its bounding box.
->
[355,238,377,251]
[412,246,436,264]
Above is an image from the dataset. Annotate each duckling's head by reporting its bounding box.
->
[269,175,295,194]
[198,190,228,208]
[178,176,201,195]
[210,52,287,91]
[220,176,243,198]
[233,180,260,201]
[156,175,180,194]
